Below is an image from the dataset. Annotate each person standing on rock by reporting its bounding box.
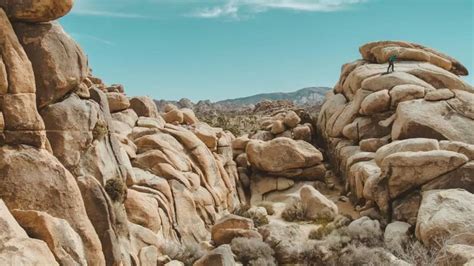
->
[386,54,397,74]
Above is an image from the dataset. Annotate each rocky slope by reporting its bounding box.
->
[0,1,473,266]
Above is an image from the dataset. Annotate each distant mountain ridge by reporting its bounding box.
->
[216,87,330,107]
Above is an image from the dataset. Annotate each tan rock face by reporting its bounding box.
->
[424,88,454,101]
[271,120,286,134]
[125,189,162,233]
[0,9,35,94]
[389,84,426,107]
[392,98,474,144]
[0,200,58,265]
[283,110,301,128]
[11,210,87,265]
[194,244,235,266]
[192,122,218,149]
[299,185,338,221]
[107,92,130,113]
[359,41,469,76]
[211,215,260,245]
[359,89,390,115]
[374,138,440,166]
[163,109,184,124]
[14,21,88,108]
[381,150,468,198]
[130,96,160,118]
[0,9,46,148]
[76,175,130,266]
[416,189,474,249]
[2,93,44,130]
[0,146,105,265]
[247,137,323,172]
[0,0,73,22]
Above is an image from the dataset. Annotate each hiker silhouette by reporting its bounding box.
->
[386,54,397,74]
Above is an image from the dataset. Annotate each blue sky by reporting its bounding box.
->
[60,0,473,101]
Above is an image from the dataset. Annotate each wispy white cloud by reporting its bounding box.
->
[192,0,368,19]
[71,9,153,19]
[70,32,116,46]
[70,0,155,19]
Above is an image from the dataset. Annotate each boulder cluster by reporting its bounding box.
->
[318,40,474,254]
[231,108,327,204]
[0,2,244,265]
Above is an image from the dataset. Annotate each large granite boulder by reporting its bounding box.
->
[392,94,474,144]
[14,21,88,108]
[0,0,73,22]
[11,209,87,265]
[416,189,474,249]
[246,137,323,172]
[0,200,58,265]
[381,150,468,198]
[0,146,105,265]
[0,9,46,148]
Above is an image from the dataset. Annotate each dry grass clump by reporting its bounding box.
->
[233,204,269,227]
[257,201,275,215]
[162,242,206,266]
[104,178,127,202]
[281,199,306,222]
[93,119,109,140]
[230,237,276,266]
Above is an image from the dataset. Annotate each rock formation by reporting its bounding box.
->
[317,40,474,255]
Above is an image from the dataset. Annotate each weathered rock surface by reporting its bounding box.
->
[416,189,474,248]
[247,137,323,172]
[300,185,338,221]
[0,9,46,148]
[11,209,88,265]
[0,200,58,265]
[0,0,73,22]
[211,215,260,245]
[194,244,235,266]
[0,146,105,265]
[14,21,88,108]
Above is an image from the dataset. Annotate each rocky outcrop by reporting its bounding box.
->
[0,2,245,264]
[318,40,473,228]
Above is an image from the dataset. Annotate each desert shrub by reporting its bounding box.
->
[393,239,435,266]
[337,244,398,266]
[162,242,206,266]
[257,201,275,215]
[281,200,306,222]
[233,204,251,216]
[104,178,127,202]
[93,119,109,140]
[308,225,334,240]
[233,204,269,227]
[230,237,276,266]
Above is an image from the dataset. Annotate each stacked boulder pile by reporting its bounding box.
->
[249,106,314,143]
[0,1,243,265]
[231,107,327,204]
[318,41,474,254]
